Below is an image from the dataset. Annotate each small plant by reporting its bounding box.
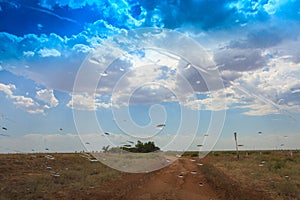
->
[268,159,286,171]
[102,145,110,153]
[213,152,220,156]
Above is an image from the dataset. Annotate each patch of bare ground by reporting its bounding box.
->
[123,157,219,200]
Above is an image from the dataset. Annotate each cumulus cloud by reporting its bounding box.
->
[71,44,92,53]
[38,48,61,57]
[23,51,35,57]
[0,83,60,114]
[0,83,44,114]
[36,89,59,107]
[12,95,45,114]
[0,0,299,118]
[181,51,300,117]
[229,56,300,116]
[67,93,111,110]
[0,83,15,97]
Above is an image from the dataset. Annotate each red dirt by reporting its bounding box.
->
[0,154,221,200]
[98,158,219,200]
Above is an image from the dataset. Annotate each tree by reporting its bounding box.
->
[121,140,160,153]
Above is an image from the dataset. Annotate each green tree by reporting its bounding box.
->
[134,140,160,153]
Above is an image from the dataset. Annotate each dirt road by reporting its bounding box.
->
[123,157,219,200]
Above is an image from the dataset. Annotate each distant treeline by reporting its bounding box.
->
[108,140,160,153]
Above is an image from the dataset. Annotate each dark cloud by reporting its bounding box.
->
[214,47,267,72]
[229,29,282,49]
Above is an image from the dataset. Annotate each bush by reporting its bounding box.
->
[268,159,286,171]
[122,141,160,153]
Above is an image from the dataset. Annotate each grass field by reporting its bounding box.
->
[0,150,299,199]
[200,150,300,200]
[0,153,122,199]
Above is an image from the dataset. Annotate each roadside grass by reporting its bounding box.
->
[182,151,199,157]
[0,153,121,199]
[201,150,300,200]
[201,163,271,200]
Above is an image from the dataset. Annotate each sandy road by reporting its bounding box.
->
[123,157,219,200]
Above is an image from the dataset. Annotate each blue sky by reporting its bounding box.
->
[0,0,300,153]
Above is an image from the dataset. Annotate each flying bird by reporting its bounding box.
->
[104,132,110,135]
[1,127,7,131]
[100,71,108,77]
[197,144,203,147]
[59,128,63,131]
[184,63,192,70]
[156,124,165,128]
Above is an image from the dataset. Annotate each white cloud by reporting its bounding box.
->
[38,48,61,57]
[263,0,289,15]
[230,57,300,115]
[36,89,59,107]
[0,83,16,97]
[0,83,58,114]
[0,83,44,114]
[23,51,35,57]
[0,18,299,118]
[184,86,239,111]
[12,95,45,114]
[67,93,111,110]
[71,44,92,53]
[182,54,300,116]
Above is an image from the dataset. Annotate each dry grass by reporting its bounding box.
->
[201,150,300,200]
[1,151,299,200]
[0,153,121,199]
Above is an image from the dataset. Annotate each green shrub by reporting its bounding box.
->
[268,159,286,171]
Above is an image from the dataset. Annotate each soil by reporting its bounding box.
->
[93,157,220,200]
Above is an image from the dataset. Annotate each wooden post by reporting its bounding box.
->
[234,132,239,160]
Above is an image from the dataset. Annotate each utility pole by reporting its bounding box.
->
[234,132,239,160]
[258,131,262,156]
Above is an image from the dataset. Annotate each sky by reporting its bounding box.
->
[0,0,300,153]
